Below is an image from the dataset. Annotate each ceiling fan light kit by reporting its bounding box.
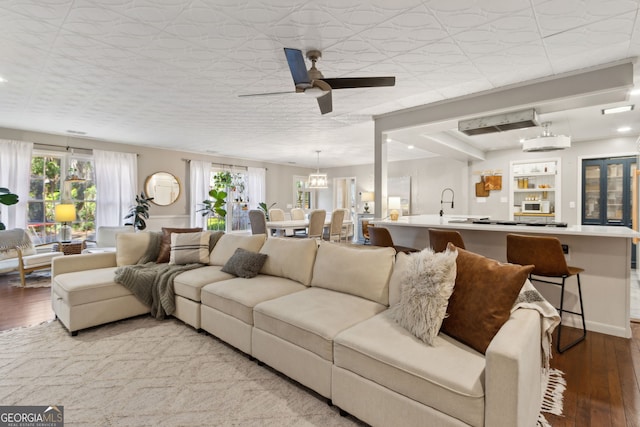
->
[521,121,571,152]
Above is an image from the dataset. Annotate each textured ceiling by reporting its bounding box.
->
[0,0,639,168]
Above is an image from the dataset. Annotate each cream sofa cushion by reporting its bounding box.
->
[311,242,395,305]
[253,287,386,361]
[53,267,137,307]
[116,232,152,266]
[201,275,307,325]
[259,237,317,286]
[209,234,266,266]
[173,265,234,302]
[334,310,485,427]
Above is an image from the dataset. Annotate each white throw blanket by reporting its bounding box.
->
[512,280,565,425]
[511,279,560,371]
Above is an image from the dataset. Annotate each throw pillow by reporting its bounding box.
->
[221,248,268,279]
[389,247,458,345]
[156,227,202,263]
[169,231,212,265]
[440,244,534,354]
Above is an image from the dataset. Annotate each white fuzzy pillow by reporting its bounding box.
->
[390,247,458,345]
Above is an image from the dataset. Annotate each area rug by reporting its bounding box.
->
[0,316,564,426]
[0,316,362,426]
[7,270,51,288]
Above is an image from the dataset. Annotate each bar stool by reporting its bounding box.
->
[506,233,586,353]
[428,228,465,252]
[368,226,419,254]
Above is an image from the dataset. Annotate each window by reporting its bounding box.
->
[28,152,96,243]
[203,169,250,232]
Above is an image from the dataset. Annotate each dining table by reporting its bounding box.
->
[266,219,353,237]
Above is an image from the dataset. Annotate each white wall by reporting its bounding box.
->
[325,156,469,217]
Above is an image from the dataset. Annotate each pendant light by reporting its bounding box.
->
[307,150,328,189]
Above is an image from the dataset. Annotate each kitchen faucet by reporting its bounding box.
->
[440,188,454,217]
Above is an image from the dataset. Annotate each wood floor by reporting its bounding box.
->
[1,271,639,427]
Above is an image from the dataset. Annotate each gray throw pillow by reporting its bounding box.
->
[221,248,268,279]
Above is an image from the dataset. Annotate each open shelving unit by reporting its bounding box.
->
[509,158,561,223]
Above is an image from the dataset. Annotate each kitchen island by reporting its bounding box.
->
[372,215,639,338]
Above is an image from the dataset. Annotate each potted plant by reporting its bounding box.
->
[124,192,154,231]
[258,202,276,221]
[0,187,19,231]
[197,188,228,231]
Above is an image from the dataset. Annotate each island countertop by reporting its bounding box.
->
[371,214,639,239]
[373,214,637,339]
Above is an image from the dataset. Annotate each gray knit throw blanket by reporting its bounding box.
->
[114,231,203,319]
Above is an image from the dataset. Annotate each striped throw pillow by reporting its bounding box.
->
[169,231,211,265]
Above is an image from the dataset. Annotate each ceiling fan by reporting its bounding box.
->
[239,48,396,114]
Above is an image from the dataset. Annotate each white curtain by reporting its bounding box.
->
[246,167,266,210]
[189,160,212,229]
[94,149,137,228]
[0,139,33,229]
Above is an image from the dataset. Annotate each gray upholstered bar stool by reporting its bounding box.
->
[506,233,586,353]
[428,228,465,252]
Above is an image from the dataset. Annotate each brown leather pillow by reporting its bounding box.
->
[156,227,202,263]
[440,244,534,354]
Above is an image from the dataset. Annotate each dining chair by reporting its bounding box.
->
[306,209,327,240]
[324,209,345,242]
[506,233,586,353]
[368,226,419,254]
[248,209,267,236]
[290,208,306,235]
[290,208,305,220]
[428,228,465,252]
[269,208,285,222]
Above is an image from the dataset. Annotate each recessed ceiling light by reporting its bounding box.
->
[602,105,634,115]
[617,126,632,133]
[407,145,414,149]
[0,76,7,83]
[66,129,87,135]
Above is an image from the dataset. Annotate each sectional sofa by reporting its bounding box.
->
[51,231,544,427]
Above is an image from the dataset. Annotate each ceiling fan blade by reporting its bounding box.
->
[313,80,332,114]
[317,91,332,114]
[238,90,295,97]
[284,48,311,88]
[321,76,395,89]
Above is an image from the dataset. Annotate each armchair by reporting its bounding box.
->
[0,228,63,287]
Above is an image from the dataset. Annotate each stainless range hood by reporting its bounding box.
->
[458,108,539,136]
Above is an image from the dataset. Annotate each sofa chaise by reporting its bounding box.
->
[51,231,545,427]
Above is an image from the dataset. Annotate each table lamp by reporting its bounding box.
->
[388,197,402,221]
[361,192,374,213]
[55,203,76,242]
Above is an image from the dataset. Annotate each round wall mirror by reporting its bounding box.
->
[145,172,181,206]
